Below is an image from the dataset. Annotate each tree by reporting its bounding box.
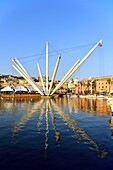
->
[79,81,83,94]
[107,78,111,94]
[86,80,90,94]
[92,80,96,93]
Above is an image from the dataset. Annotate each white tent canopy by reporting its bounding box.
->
[0,86,14,92]
[13,86,28,92]
[26,86,37,92]
[110,90,113,94]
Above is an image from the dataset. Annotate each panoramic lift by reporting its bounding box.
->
[12,40,102,96]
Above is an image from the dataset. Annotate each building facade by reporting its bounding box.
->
[78,75,113,95]
[1,74,113,95]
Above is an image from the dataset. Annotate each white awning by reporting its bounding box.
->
[13,86,28,92]
[0,86,14,92]
[110,90,113,94]
[26,86,37,92]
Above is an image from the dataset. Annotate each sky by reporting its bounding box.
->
[0,0,113,80]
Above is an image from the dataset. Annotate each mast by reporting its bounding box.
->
[46,42,49,95]
[48,55,61,95]
[37,63,45,94]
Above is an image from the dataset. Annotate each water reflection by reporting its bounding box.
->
[0,97,111,158]
[0,97,111,116]
[37,100,45,134]
[108,114,113,139]
[12,100,43,135]
[74,98,111,115]
[44,100,49,153]
[49,101,61,142]
[52,99,108,158]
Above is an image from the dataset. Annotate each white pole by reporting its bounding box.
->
[14,58,29,76]
[12,59,32,82]
[12,60,44,95]
[37,63,46,93]
[12,65,38,92]
[51,40,102,95]
[51,59,80,95]
[12,59,35,85]
[13,58,40,90]
[12,64,44,95]
[48,55,61,95]
[14,58,43,93]
[13,58,37,84]
[46,42,49,95]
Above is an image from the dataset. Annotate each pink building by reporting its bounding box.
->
[76,75,113,94]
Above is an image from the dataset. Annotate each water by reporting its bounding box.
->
[0,97,113,170]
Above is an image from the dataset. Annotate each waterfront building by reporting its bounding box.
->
[1,73,113,95]
[78,75,113,95]
[96,75,113,93]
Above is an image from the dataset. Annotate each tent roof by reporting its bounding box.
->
[1,86,14,92]
[13,86,28,92]
[110,90,113,93]
[26,86,37,92]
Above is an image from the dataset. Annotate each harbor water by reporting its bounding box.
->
[0,97,113,170]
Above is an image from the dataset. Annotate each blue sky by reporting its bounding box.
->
[0,0,113,80]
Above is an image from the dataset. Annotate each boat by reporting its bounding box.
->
[96,95,105,99]
[107,97,113,113]
[87,95,97,99]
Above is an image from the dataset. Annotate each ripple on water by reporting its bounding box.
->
[0,98,113,169]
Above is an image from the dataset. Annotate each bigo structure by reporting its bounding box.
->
[12,40,102,97]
